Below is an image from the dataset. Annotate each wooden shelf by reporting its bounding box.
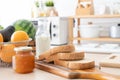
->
[69,15,120,18]
[74,37,120,42]
[68,15,120,44]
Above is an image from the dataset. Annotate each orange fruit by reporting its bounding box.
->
[0,44,16,63]
[0,33,3,42]
[0,33,3,51]
[11,31,29,42]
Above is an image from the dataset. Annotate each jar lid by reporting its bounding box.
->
[14,46,32,52]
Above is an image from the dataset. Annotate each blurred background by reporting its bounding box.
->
[0,0,120,27]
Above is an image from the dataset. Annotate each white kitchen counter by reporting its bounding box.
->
[0,53,120,80]
[0,68,69,80]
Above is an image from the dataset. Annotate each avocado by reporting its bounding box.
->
[0,25,15,42]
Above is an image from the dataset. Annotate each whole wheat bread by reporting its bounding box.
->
[45,51,84,63]
[54,58,95,70]
[38,44,75,60]
[45,54,58,62]
[58,52,84,61]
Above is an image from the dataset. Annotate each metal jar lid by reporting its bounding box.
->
[14,46,32,52]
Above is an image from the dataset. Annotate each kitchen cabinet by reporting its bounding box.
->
[68,14,120,44]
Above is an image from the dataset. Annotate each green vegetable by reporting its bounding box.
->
[0,25,4,30]
[0,25,15,42]
[13,19,36,40]
[45,0,54,7]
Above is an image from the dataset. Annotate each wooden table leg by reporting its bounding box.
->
[68,18,74,44]
[77,18,80,44]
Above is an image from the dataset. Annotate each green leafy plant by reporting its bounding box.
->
[0,25,4,30]
[35,1,39,8]
[45,0,54,7]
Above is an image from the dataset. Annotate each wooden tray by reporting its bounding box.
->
[28,40,36,54]
[35,61,120,79]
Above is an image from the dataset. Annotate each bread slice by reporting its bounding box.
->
[38,44,75,60]
[57,52,84,61]
[45,54,58,62]
[45,51,84,63]
[54,58,95,70]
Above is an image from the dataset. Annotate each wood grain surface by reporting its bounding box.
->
[35,61,120,80]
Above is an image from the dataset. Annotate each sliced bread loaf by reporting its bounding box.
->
[45,54,58,62]
[38,44,75,60]
[54,58,95,70]
[45,51,84,63]
[57,52,84,61]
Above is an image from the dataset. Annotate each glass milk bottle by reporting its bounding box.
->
[35,18,50,58]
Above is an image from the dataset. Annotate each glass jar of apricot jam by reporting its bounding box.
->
[12,46,35,74]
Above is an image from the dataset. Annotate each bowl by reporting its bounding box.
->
[0,38,32,47]
[79,25,100,38]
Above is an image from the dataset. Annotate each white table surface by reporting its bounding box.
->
[0,53,120,80]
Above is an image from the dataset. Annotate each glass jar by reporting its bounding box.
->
[12,47,35,74]
[35,18,50,58]
[38,0,46,17]
[31,0,39,18]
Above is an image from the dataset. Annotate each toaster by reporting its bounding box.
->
[31,17,69,45]
[48,17,69,45]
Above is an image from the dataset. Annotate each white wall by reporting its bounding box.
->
[0,0,33,27]
[54,0,120,16]
[54,0,77,16]
[0,0,120,27]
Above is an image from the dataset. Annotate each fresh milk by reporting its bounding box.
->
[35,34,50,58]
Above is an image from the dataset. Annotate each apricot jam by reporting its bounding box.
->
[12,47,35,73]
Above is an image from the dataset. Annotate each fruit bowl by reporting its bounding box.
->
[0,38,32,67]
[0,38,32,47]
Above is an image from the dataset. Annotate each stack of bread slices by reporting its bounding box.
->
[38,44,95,70]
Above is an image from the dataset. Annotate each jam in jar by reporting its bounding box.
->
[12,46,35,73]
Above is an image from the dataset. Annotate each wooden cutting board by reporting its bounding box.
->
[100,54,120,68]
[35,61,120,80]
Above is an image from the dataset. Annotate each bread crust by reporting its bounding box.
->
[54,59,69,67]
[38,44,75,60]
[68,59,95,70]
[45,54,58,62]
[54,59,95,70]
[58,52,84,61]
[42,51,84,63]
